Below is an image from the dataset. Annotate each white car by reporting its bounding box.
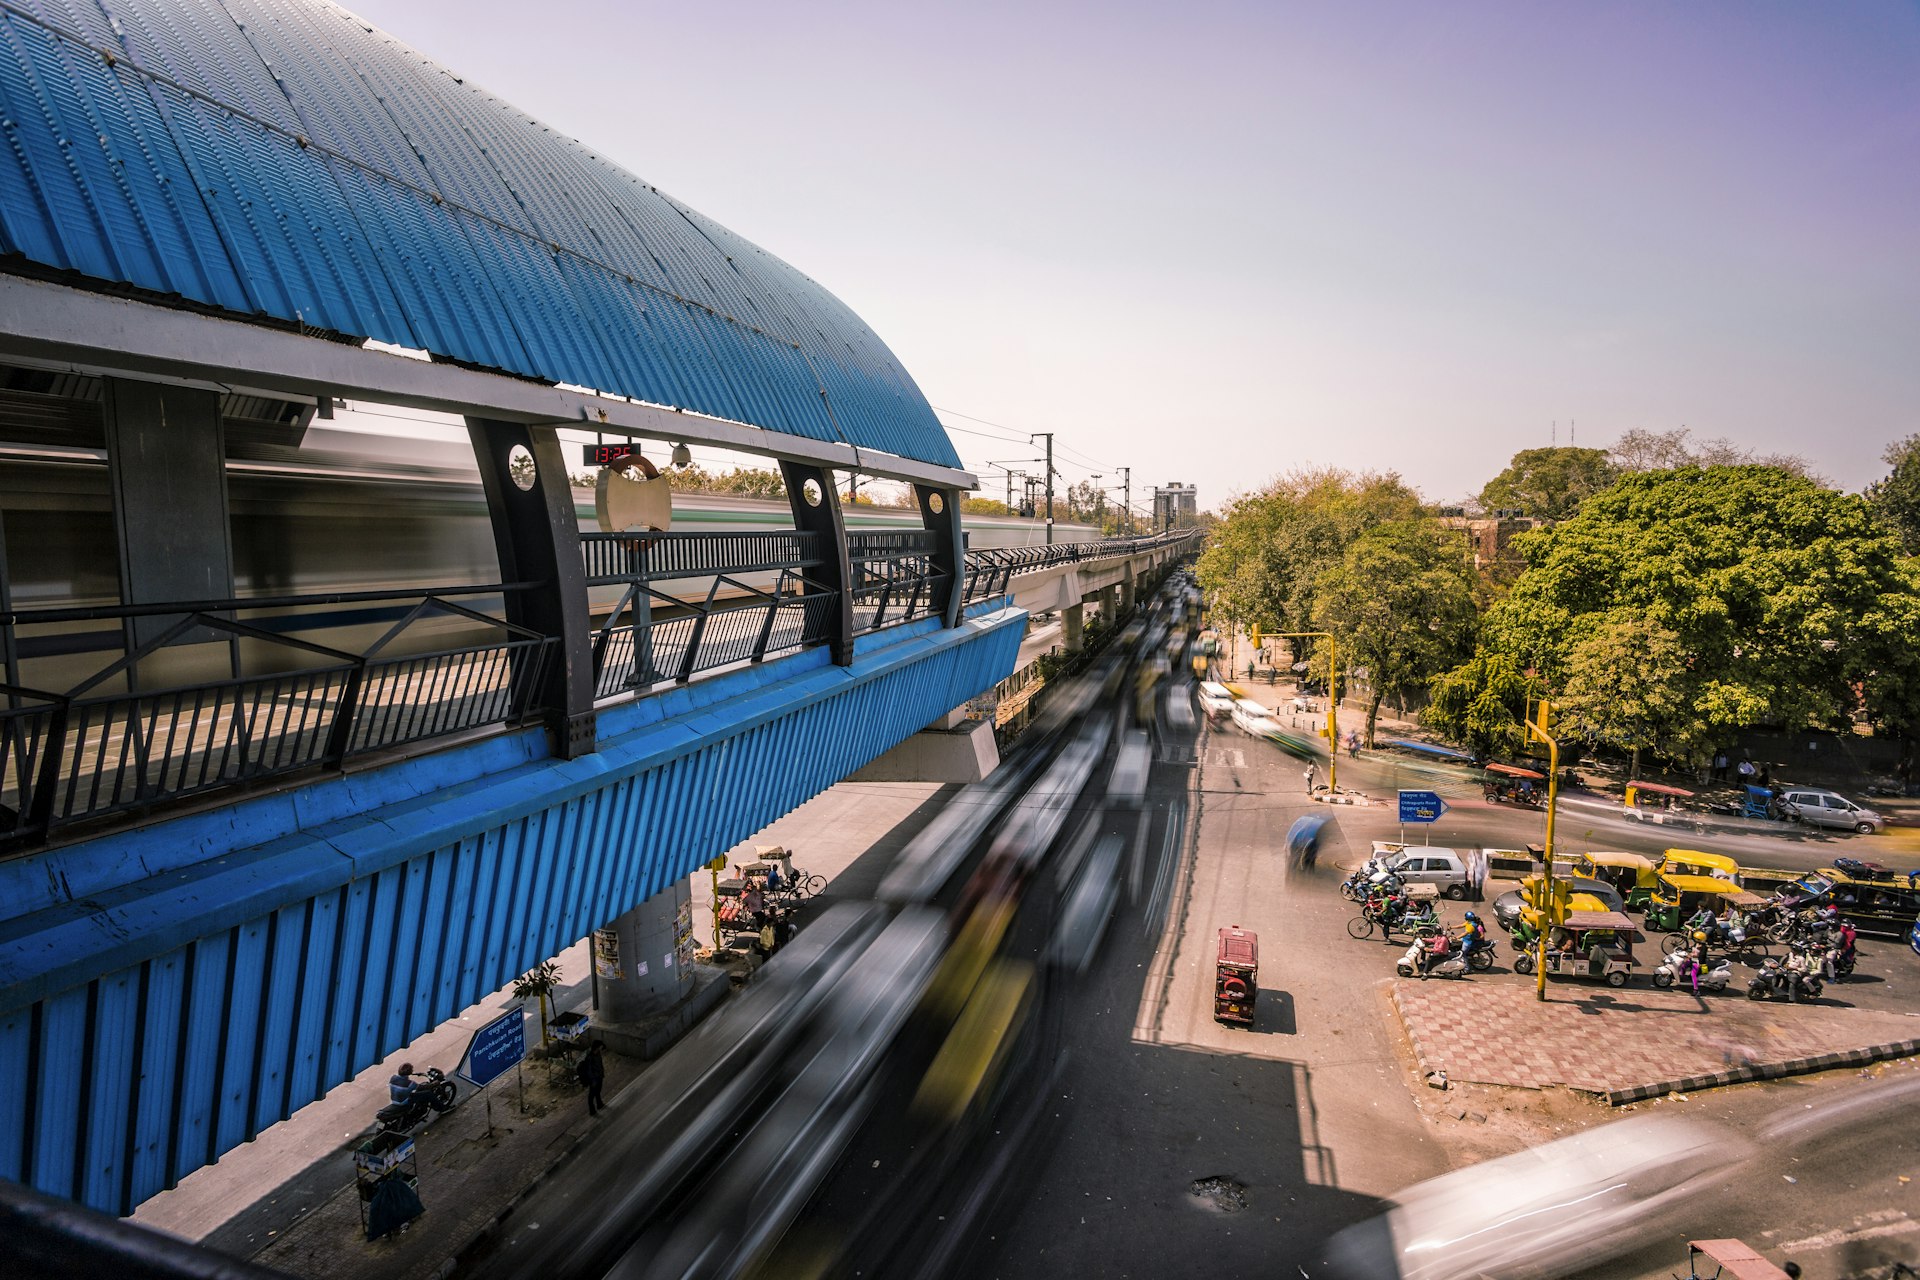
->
[1316,1115,1750,1280]
[1776,786,1883,834]
[1230,698,1282,739]
[1197,681,1237,721]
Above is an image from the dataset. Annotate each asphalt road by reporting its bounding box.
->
[967,690,1920,1280]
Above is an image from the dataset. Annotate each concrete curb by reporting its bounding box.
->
[1604,1038,1920,1106]
[1314,791,1371,806]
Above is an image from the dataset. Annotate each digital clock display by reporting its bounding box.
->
[581,443,639,466]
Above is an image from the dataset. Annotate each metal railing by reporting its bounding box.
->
[582,530,838,695]
[849,530,946,635]
[959,529,1201,602]
[0,529,1199,849]
[0,585,555,849]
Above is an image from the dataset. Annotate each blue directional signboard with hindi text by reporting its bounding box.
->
[1398,790,1449,823]
[456,1007,527,1088]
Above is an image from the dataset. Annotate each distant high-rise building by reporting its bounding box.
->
[1154,482,1198,530]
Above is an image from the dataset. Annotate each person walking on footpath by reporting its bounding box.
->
[578,1041,606,1116]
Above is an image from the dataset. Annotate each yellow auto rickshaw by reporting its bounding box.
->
[1657,848,1741,884]
[1511,903,1641,987]
[1644,874,1768,940]
[1575,851,1662,911]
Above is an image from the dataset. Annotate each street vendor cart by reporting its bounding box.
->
[1214,926,1258,1026]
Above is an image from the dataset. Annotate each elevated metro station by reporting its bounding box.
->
[0,0,1196,1226]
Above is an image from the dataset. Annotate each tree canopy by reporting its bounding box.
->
[1476,447,1615,520]
[1195,469,1423,636]
[1312,519,1479,744]
[1867,433,1920,556]
[1449,465,1920,766]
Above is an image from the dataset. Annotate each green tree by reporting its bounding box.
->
[1467,465,1920,768]
[1312,519,1479,745]
[1476,447,1615,520]
[1867,434,1920,555]
[1195,469,1423,639]
[1424,650,1533,760]
[1553,615,1702,776]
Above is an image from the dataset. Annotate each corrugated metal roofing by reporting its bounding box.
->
[0,0,960,468]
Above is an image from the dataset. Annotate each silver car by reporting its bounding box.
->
[1777,786,1883,834]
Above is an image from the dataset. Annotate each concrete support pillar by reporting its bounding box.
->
[1063,602,1085,651]
[595,881,693,1023]
[1120,569,1136,613]
[1099,584,1120,622]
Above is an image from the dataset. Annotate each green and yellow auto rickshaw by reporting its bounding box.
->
[1575,851,1663,911]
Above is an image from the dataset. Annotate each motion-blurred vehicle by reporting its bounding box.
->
[1482,761,1545,806]
[1315,1115,1750,1280]
[1774,785,1883,833]
[1196,680,1237,721]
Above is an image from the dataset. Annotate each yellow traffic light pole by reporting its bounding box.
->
[1525,699,1559,1001]
[1268,631,1340,792]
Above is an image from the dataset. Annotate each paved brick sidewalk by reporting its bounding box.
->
[1394,979,1920,1102]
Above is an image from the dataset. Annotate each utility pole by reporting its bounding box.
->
[1031,432,1055,543]
[1119,467,1131,536]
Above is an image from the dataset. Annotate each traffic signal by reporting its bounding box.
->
[1547,878,1572,924]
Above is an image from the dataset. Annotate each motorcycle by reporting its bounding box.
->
[1650,950,1732,993]
[1823,946,1856,982]
[1397,938,1467,979]
[375,1067,458,1133]
[1747,958,1823,1003]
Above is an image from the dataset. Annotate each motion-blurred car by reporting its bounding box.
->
[1776,785,1883,833]
[1314,1115,1750,1280]
[1491,875,1625,931]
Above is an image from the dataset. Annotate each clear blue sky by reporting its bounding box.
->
[345,0,1919,508]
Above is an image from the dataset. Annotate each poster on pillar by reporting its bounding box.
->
[593,927,623,980]
[675,899,696,971]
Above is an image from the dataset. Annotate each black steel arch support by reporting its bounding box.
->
[915,483,965,628]
[779,461,855,665]
[467,418,596,757]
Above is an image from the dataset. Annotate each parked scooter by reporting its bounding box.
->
[376,1067,458,1133]
[1650,950,1732,993]
[1397,937,1467,979]
[1747,957,1824,1003]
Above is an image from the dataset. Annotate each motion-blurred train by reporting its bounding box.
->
[0,390,1096,691]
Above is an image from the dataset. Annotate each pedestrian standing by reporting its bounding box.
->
[1736,757,1755,785]
[1303,763,1318,794]
[578,1041,606,1116]
[1712,751,1728,782]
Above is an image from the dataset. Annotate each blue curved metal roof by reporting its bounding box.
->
[0,0,959,469]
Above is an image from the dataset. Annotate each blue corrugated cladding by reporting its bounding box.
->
[0,604,1022,1213]
[0,0,958,469]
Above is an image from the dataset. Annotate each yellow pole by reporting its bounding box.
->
[1527,700,1559,1002]
[1326,632,1339,794]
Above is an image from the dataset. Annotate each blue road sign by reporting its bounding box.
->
[457,1007,527,1088]
[1398,790,1449,823]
